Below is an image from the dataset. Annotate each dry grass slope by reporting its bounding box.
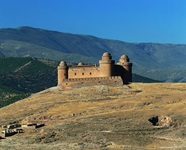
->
[0,83,186,149]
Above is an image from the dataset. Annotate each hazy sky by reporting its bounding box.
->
[0,0,186,44]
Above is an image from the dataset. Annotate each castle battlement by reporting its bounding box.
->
[57,52,132,89]
[63,76,122,82]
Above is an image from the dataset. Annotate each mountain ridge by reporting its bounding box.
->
[0,26,186,82]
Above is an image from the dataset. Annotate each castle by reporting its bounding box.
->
[57,52,132,89]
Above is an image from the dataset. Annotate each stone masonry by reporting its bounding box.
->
[57,52,132,89]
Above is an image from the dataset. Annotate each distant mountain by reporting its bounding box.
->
[0,26,186,82]
[132,74,160,83]
[0,51,4,57]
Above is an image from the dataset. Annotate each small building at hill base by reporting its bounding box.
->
[57,52,132,89]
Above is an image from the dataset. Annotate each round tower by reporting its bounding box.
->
[99,52,115,77]
[118,55,131,71]
[57,61,68,86]
[118,55,132,82]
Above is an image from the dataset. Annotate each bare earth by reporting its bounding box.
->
[0,83,186,149]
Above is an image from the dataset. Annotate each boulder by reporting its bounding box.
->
[148,115,172,127]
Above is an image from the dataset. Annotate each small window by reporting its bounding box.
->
[74,73,76,75]
[82,73,84,75]
[90,72,92,75]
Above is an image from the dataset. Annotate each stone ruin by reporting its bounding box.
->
[0,123,45,138]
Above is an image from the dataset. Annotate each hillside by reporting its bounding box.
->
[0,83,185,149]
[0,57,58,93]
[0,26,186,82]
[0,57,57,108]
[0,82,29,108]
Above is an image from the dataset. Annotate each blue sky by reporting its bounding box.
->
[0,0,186,44]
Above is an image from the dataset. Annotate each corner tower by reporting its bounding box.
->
[99,52,115,77]
[117,55,132,82]
[57,61,68,86]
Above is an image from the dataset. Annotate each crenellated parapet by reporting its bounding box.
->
[63,76,122,82]
[61,76,123,89]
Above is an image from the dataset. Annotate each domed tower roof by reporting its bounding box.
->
[118,55,129,63]
[121,55,129,59]
[78,62,84,66]
[59,61,67,67]
[103,52,111,57]
[102,52,112,61]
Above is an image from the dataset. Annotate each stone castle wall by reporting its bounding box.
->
[61,76,123,89]
[57,52,132,89]
[68,65,100,79]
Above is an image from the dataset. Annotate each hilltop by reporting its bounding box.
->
[0,83,185,149]
[0,57,157,108]
[0,26,186,82]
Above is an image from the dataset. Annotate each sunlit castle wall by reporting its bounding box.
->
[57,52,132,89]
[68,63,100,79]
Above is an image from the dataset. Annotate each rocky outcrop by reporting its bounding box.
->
[148,115,172,127]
